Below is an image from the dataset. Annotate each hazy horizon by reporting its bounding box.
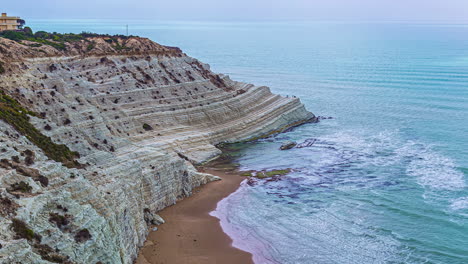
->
[3,0,468,23]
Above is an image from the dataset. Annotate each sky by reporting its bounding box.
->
[3,0,468,22]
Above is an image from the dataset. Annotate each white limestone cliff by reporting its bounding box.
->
[0,35,314,263]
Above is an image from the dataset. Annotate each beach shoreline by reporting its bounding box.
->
[135,167,253,264]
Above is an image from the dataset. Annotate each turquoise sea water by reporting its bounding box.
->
[29,20,468,263]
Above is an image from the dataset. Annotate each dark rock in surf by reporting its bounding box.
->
[280,141,297,150]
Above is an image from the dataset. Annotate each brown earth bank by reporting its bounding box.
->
[135,167,253,264]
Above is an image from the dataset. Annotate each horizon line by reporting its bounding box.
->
[24,18,468,24]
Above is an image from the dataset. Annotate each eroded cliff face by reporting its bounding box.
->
[0,36,314,263]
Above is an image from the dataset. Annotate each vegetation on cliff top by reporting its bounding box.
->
[0,91,82,168]
[0,27,134,51]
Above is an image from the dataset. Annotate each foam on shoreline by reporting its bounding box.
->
[210,181,280,264]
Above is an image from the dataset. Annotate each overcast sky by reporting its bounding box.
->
[3,0,468,22]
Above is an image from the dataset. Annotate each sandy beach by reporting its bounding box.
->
[135,168,253,264]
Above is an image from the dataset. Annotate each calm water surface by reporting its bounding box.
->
[30,20,468,263]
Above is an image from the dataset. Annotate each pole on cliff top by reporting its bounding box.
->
[126,25,128,36]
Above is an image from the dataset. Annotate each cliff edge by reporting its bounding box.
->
[0,33,314,263]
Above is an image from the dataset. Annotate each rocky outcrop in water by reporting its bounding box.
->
[0,35,314,263]
[280,141,297,150]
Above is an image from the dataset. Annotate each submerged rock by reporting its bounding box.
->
[317,116,333,120]
[240,169,292,179]
[280,141,297,150]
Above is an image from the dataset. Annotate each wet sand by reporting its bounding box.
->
[135,168,253,264]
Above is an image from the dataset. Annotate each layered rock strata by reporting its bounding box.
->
[0,35,314,263]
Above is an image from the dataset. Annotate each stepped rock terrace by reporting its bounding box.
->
[0,33,315,263]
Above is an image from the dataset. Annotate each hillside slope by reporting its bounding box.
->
[0,34,314,263]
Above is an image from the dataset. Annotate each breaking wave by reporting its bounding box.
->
[212,129,467,264]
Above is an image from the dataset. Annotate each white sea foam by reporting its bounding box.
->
[211,129,466,264]
[450,197,468,210]
[212,184,403,264]
[210,181,280,264]
[320,130,406,167]
[307,129,465,191]
[406,151,465,190]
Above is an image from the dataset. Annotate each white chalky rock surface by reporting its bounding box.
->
[0,36,314,263]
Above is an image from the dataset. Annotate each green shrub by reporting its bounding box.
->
[86,42,95,51]
[34,31,49,39]
[34,243,69,263]
[11,218,69,262]
[0,30,26,41]
[11,218,36,241]
[9,181,32,193]
[49,213,70,229]
[74,229,92,243]
[0,195,18,217]
[23,27,33,36]
[0,91,82,168]
[143,123,153,131]
[0,28,136,53]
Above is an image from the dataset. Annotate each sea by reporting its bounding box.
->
[29,20,468,264]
